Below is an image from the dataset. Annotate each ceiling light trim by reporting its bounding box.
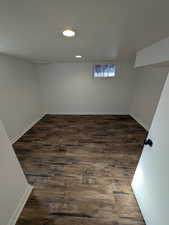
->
[75,55,82,58]
[62,29,76,37]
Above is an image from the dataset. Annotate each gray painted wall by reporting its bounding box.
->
[0,54,167,140]
[0,54,43,142]
[0,120,32,225]
[132,72,169,225]
[38,62,135,115]
[135,37,169,67]
[130,66,168,130]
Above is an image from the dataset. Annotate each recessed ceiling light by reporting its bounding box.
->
[62,29,76,37]
[75,55,82,58]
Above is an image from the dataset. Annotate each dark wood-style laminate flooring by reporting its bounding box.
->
[14,115,147,225]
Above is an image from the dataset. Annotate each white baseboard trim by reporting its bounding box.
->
[11,114,45,144]
[7,184,33,225]
[131,184,147,225]
[46,112,129,115]
[130,113,149,131]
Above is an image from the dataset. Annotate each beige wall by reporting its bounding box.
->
[38,62,135,115]
[0,54,43,142]
[130,66,168,130]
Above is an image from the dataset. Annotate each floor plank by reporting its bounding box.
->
[14,115,147,225]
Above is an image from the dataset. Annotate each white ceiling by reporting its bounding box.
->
[0,0,169,63]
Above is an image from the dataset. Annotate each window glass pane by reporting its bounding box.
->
[94,64,116,78]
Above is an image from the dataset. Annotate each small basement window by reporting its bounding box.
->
[93,64,117,78]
